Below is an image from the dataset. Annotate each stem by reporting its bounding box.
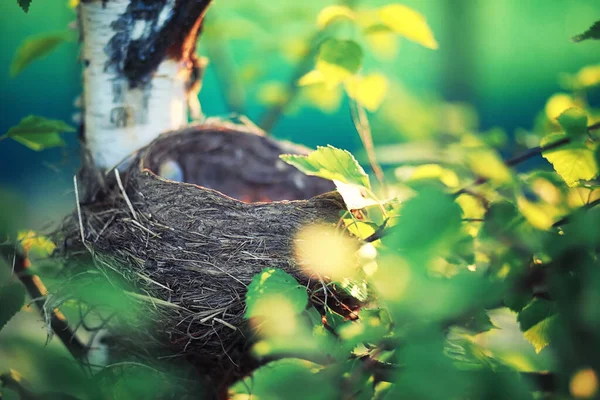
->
[350,99,387,194]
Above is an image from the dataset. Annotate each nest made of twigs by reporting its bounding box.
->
[56,123,356,387]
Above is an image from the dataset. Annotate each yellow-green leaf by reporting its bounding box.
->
[466,148,512,184]
[517,196,556,230]
[377,4,438,49]
[523,315,558,353]
[408,164,460,188]
[280,145,370,189]
[298,69,326,86]
[315,39,363,88]
[301,83,343,113]
[245,269,308,319]
[11,32,70,77]
[316,5,355,30]
[541,133,598,187]
[344,73,388,111]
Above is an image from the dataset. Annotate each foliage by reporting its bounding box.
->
[3,2,600,400]
[16,0,31,13]
[0,282,25,333]
[10,32,72,77]
[2,115,75,151]
[572,20,600,43]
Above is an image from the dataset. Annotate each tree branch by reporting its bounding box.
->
[258,32,324,132]
[1,247,87,363]
[454,136,571,196]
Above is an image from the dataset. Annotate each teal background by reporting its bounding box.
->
[0,0,599,226]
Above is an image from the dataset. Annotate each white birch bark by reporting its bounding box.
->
[80,0,188,169]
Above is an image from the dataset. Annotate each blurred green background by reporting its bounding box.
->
[0,0,598,227]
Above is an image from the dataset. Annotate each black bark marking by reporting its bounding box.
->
[104,0,212,88]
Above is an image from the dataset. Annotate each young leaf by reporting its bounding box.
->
[0,282,26,333]
[4,115,75,151]
[377,4,438,49]
[281,145,370,189]
[517,298,556,332]
[523,315,558,353]
[385,187,462,254]
[572,20,600,43]
[245,268,308,318]
[17,0,31,13]
[344,73,388,111]
[541,133,598,187]
[557,108,588,138]
[466,148,513,185]
[517,298,557,353]
[315,39,363,88]
[10,33,69,77]
[316,5,355,30]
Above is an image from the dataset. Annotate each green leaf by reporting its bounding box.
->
[572,20,600,43]
[457,309,496,334]
[315,38,363,88]
[523,315,558,353]
[229,358,337,400]
[245,268,308,318]
[377,4,438,49]
[11,33,68,77]
[316,5,355,30]
[384,187,462,255]
[541,133,598,187]
[517,298,557,353]
[557,108,588,138]
[517,298,556,332]
[0,281,26,333]
[4,115,75,151]
[281,145,370,189]
[17,0,31,13]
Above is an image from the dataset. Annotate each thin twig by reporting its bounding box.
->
[367,123,599,241]
[552,197,600,227]
[114,169,138,221]
[73,175,86,245]
[454,136,571,196]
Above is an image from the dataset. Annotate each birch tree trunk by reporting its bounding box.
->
[80,0,209,168]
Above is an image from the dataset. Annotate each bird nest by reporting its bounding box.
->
[55,122,356,388]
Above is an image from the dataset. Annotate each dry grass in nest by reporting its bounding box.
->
[54,123,357,385]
